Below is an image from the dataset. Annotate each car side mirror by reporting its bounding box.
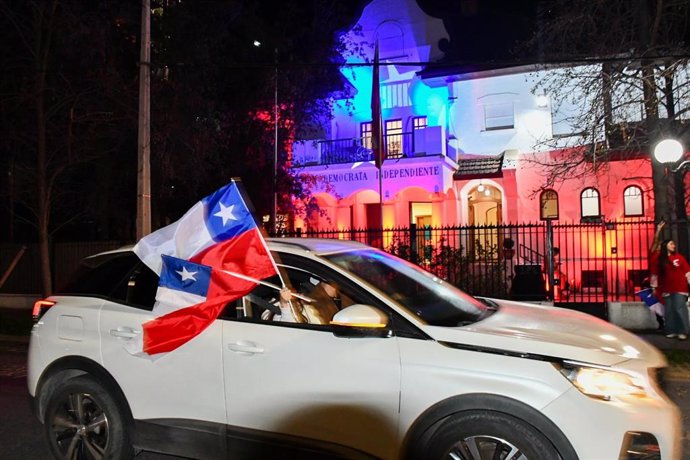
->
[330,304,392,338]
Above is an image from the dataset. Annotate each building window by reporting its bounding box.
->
[580,187,601,218]
[540,189,559,220]
[386,119,403,159]
[361,122,372,150]
[623,185,644,216]
[484,103,514,131]
[413,116,427,130]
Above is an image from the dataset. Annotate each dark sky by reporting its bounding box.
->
[417,0,539,63]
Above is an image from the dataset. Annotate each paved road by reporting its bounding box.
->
[1,338,689,459]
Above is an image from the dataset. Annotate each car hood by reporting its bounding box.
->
[421,299,666,367]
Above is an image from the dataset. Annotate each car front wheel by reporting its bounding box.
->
[43,375,133,460]
[425,410,561,460]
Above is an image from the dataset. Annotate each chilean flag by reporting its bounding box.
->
[130,180,277,355]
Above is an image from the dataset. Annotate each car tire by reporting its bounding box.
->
[43,375,134,460]
[424,410,561,460]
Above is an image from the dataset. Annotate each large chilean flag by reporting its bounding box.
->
[131,179,277,355]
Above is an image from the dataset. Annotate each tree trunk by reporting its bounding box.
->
[36,65,52,296]
[34,2,58,296]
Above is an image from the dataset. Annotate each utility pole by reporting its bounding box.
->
[136,0,151,240]
[273,47,279,235]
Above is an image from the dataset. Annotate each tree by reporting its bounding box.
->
[525,0,690,224]
[0,0,139,294]
[147,0,367,231]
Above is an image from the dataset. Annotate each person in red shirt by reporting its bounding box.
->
[650,231,690,340]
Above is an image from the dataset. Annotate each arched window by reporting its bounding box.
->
[623,185,644,216]
[540,189,559,220]
[581,188,601,218]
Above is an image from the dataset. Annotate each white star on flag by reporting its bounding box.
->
[214,203,237,226]
[176,266,198,282]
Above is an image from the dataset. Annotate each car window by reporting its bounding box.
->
[324,249,490,327]
[59,252,158,311]
[123,263,158,310]
[59,252,139,299]
[220,254,376,328]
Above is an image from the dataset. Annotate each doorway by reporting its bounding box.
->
[365,203,382,247]
[468,184,502,259]
[410,202,432,261]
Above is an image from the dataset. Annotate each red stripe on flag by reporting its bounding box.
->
[190,227,276,295]
[142,294,236,355]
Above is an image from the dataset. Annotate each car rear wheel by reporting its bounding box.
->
[43,376,133,460]
[426,411,561,460]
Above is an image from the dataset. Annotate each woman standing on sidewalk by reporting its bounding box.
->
[650,222,690,340]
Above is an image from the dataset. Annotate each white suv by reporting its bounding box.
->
[28,238,681,459]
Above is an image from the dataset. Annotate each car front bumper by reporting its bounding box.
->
[542,386,682,459]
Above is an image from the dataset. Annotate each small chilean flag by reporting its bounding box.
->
[129,179,277,356]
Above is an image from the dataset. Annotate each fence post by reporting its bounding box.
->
[546,219,554,301]
[410,223,418,265]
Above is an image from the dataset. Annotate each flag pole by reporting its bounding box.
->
[230,178,306,319]
[219,269,315,303]
[379,158,383,247]
[372,40,385,248]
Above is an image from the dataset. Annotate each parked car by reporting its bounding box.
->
[28,238,681,459]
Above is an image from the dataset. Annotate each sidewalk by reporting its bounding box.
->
[636,330,690,352]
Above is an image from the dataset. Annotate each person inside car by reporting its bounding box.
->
[273,278,347,325]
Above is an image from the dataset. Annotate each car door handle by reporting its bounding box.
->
[109,327,140,339]
[228,341,264,355]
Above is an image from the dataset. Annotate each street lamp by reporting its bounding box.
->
[253,40,279,234]
[653,139,684,165]
[653,138,689,256]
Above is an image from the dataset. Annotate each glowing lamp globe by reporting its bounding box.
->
[654,139,683,164]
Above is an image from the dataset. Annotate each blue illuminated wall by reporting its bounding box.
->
[330,0,449,141]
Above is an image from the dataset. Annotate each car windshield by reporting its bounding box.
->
[323,249,492,327]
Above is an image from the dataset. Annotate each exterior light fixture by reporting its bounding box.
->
[653,139,683,164]
[536,94,549,108]
[477,182,485,192]
[253,40,261,47]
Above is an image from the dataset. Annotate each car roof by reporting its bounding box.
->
[89,237,370,259]
[267,237,370,256]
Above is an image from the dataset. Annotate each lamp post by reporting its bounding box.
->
[253,40,279,235]
[653,138,689,257]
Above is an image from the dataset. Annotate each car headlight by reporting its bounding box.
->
[556,362,648,401]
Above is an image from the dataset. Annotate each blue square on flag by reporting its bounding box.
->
[202,183,256,243]
[159,255,211,297]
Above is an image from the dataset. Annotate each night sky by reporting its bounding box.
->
[417,0,539,63]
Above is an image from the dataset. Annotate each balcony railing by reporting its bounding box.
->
[318,132,413,166]
[292,126,447,167]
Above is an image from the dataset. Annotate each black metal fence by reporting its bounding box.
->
[282,219,683,304]
[3,220,686,304]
